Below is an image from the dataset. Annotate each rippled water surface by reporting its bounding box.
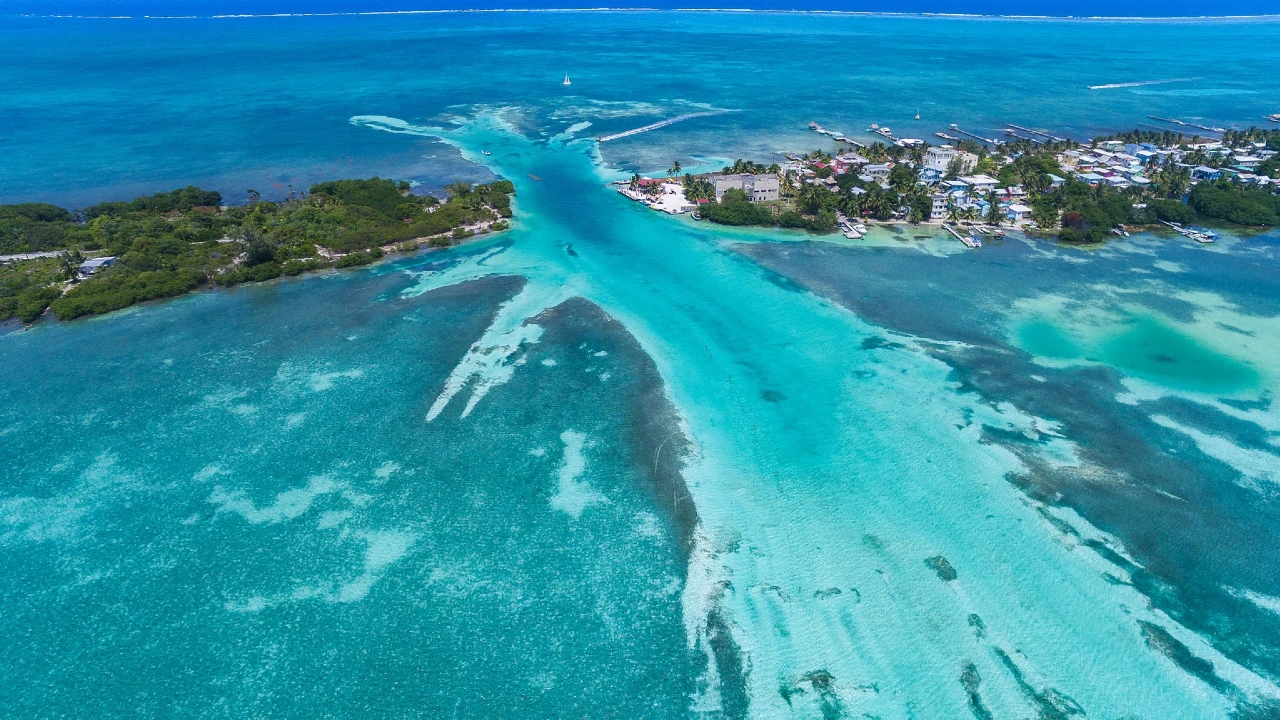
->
[3,11,1280,718]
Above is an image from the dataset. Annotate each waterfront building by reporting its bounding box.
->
[711,173,780,202]
[1006,203,1033,224]
[930,193,948,219]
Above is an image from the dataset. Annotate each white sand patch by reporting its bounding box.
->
[1153,260,1186,273]
[1151,415,1280,491]
[193,464,228,482]
[317,510,352,530]
[541,358,557,367]
[308,368,365,392]
[0,453,130,545]
[209,475,343,525]
[426,283,568,422]
[283,412,307,430]
[549,430,605,519]
[334,530,417,603]
[373,461,400,482]
[1229,587,1280,616]
[348,115,439,137]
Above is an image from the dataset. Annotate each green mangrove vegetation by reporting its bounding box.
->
[0,178,515,323]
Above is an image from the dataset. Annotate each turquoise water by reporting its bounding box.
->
[5,11,1280,718]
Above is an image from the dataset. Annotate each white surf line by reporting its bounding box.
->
[1088,77,1198,90]
[425,281,569,422]
[597,111,731,142]
[348,115,441,137]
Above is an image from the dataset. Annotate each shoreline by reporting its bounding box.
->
[0,222,513,334]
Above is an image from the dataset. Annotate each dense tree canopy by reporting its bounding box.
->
[0,178,515,323]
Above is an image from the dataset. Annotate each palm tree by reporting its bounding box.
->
[985,191,1004,225]
[59,249,85,279]
[669,160,682,176]
[629,174,641,190]
[798,183,823,215]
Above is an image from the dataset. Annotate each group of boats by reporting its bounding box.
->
[1160,220,1218,244]
[836,213,869,239]
[941,223,1005,248]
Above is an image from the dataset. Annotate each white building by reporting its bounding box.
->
[924,146,978,174]
[863,164,892,183]
[930,193,949,220]
[711,173,780,202]
[959,174,998,194]
[1006,203,1033,224]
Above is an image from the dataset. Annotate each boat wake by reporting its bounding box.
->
[1088,77,1199,89]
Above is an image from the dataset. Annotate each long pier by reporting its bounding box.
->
[943,223,981,248]
[950,125,1003,147]
[1005,129,1044,144]
[1006,123,1066,142]
[597,111,723,142]
[1148,115,1225,133]
[809,122,866,148]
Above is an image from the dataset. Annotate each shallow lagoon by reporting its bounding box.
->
[4,10,1280,719]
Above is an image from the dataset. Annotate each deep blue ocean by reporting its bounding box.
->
[3,10,1280,719]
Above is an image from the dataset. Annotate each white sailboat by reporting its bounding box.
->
[562,73,572,86]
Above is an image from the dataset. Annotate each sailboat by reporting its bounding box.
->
[915,109,921,120]
[562,73,572,86]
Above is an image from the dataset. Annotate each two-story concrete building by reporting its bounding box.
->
[711,173,780,202]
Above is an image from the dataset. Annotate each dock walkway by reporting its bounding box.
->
[943,223,982,248]
[598,111,724,142]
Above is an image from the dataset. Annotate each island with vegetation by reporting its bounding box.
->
[0,178,514,324]
[617,125,1280,245]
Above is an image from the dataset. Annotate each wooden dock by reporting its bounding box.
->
[1146,114,1223,133]
[943,223,981,248]
[1006,123,1066,142]
[949,124,1003,147]
[598,111,724,142]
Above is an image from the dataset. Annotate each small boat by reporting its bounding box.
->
[562,73,572,86]
[482,150,491,156]
[914,109,920,120]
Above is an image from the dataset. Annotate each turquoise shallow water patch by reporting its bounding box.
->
[1014,313,1260,395]
[1102,316,1261,395]
[1016,320,1080,360]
